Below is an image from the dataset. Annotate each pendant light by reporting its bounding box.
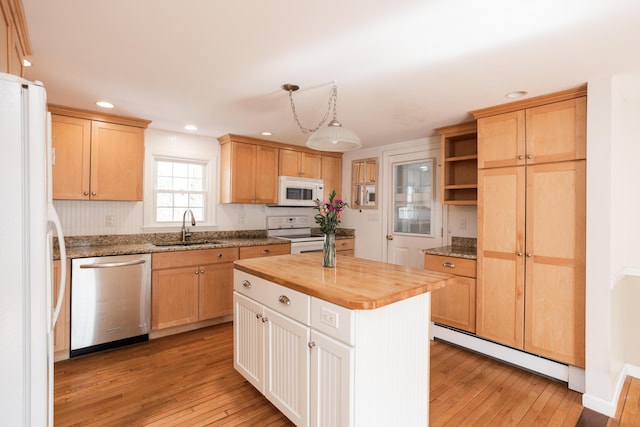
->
[283,83,362,152]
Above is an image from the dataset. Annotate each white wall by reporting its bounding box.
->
[583,72,640,416]
[340,136,477,262]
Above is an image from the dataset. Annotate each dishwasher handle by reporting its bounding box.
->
[80,259,147,269]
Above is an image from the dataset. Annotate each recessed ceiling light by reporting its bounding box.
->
[96,101,114,109]
[184,124,197,131]
[505,90,528,99]
[23,59,32,67]
[261,131,273,136]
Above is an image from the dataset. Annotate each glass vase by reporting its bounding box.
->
[322,232,336,268]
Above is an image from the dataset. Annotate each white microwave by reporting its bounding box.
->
[275,176,324,207]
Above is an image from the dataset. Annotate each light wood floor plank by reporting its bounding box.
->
[54,323,604,426]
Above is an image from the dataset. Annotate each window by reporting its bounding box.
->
[154,157,207,222]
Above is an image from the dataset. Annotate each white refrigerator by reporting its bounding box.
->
[0,72,66,425]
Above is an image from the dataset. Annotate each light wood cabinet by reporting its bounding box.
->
[336,238,354,257]
[436,121,478,205]
[351,158,377,208]
[0,0,30,77]
[425,254,477,333]
[50,106,150,201]
[219,138,279,204]
[476,94,586,169]
[473,88,586,367]
[151,248,239,330]
[239,243,290,259]
[321,155,342,200]
[52,259,71,360]
[279,148,321,178]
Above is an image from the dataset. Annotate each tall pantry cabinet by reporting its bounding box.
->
[472,87,587,367]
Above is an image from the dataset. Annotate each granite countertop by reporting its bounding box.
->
[54,228,355,260]
[423,237,477,260]
[234,252,455,310]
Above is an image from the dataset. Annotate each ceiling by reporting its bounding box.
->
[21,0,640,149]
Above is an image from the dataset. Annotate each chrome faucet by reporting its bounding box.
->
[181,209,196,242]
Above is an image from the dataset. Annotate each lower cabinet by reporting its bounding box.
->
[425,254,477,333]
[336,238,355,257]
[234,270,429,427]
[151,248,238,330]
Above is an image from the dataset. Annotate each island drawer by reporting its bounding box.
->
[234,270,310,325]
[311,298,354,346]
[424,254,476,278]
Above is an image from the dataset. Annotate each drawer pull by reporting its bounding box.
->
[278,295,291,305]
[442,261,455,268]
[242,280,252,288]
[262,249,270,254]
[217,253,223,259]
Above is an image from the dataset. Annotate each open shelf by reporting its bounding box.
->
[436,121,478,205]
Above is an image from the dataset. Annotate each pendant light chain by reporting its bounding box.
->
[287,85,338,134]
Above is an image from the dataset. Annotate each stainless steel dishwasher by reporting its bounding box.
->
[70,253,151,357]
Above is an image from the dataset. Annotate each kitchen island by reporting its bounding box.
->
[233,253,455,427]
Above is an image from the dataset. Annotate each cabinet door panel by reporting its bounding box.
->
[255,145,278,204]
[51,115,91,199]
[301,152,321,178]
[431,276,476,333]
[265,307,309,427]
[230,142,257,203]
[199,263,234,320]
[151,267,199,330]
[310,331,353,427]
[477,111,525,169]
[321,155,342,200]
[233,292,265,392]
[524,161,585,366]
[477,167,525,348]
[90,121,144,200]
[526,97,586,164]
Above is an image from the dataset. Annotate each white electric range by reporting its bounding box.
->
[266,216,325,254]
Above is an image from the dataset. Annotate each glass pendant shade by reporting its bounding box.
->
[306,119,362,152]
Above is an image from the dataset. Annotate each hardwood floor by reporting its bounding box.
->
[607,375,640,426]
[55,322,590,426]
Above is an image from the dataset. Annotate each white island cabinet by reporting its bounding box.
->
[233,253,452,427]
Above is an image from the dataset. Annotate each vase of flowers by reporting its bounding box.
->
[314,190,348,268]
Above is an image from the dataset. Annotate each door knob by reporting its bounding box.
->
[386,235,394,241]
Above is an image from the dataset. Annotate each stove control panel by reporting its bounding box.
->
[266,215,310,229]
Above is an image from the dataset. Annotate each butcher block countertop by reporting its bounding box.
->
[234,253,455,310]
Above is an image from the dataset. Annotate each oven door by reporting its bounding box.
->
[290,240,324,254]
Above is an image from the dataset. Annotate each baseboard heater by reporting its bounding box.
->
[431,323,585,392]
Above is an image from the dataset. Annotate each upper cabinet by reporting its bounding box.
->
[218,134,343,204]
[321,155,342,200]
[50,105,150,201]
[279,149,321,179]
[219,136,279,204]
[474,88,587,169]
[436,121,478,205]
[351,158,377,209]
[1,0,31,77]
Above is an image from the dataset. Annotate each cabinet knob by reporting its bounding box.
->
[200,269,204,274]
[91,192,97,196]
[256,313,262,319]
[195,270,200,275]
[308,341,316,349]
[527,154,533,159]
[278,295,291,305]
[262,249,270,254]
[242,280,252,288]
[517,252,523,257]
[261,317,268,323]
[526,253,533,257]
[217,253,223,259]
[442,261,455,268]
[518,155,524,160]
[83,192,89,196]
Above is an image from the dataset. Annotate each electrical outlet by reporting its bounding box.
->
[105,214,115,227]
[238,214,245,225]
[459,219,467,230]
[320,307,338,328]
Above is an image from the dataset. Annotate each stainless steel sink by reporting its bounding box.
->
[153,240,223,247]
